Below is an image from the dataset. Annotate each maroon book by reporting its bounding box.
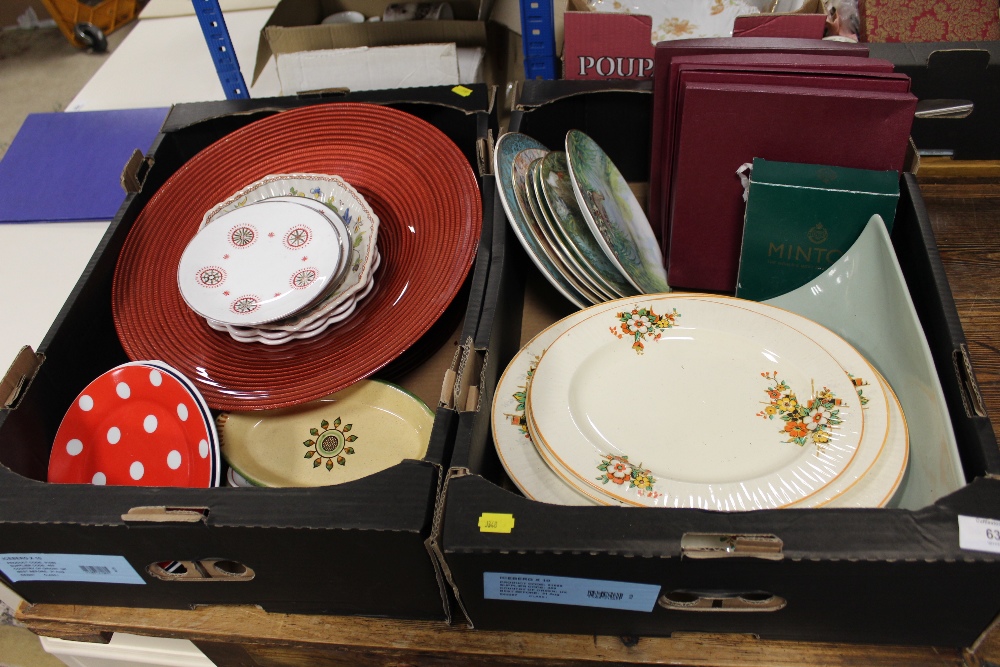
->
[666,82,916,292]
[648,38,870,247]
[657,55,902,259]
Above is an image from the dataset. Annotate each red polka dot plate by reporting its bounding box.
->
[112,103,482,411]
[48,363,220,487]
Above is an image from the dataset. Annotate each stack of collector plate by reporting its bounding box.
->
[494,131,670,309]
[176,173,380,346]
[492,294,909,510]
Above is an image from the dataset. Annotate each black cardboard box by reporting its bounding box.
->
[436,80,1000,647]
[0,85,496,620]
[867,41,1000,159]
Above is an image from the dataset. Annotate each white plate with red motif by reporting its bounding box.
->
[177,199,342,326]
[48,362,220,487]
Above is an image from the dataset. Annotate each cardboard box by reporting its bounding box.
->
[563,12,654,80]
[252,0,493,94]
[434,80,1000,647]
[867,41,1000,159]
[0,85,496,620]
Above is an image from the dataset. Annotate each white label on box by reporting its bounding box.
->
[483,572,660,612]
[958,515,1000,554]
[0,553,145,584]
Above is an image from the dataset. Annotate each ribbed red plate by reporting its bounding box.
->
[112,103,481,411]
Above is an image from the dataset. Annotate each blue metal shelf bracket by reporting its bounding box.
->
[519,0,558,80]
[192,0,251,100]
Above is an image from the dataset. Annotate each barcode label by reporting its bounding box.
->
[587,589,624,601]
[0,554,144,585]
[484,572,659,612]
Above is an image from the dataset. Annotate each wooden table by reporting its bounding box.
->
[15,168,1000,667]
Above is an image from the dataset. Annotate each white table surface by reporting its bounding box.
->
[0,8,280,378]
[0,9,282,660]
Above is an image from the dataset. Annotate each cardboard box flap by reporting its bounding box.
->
[255,20,488,83]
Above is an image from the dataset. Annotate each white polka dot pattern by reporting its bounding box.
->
[49,363,217,488]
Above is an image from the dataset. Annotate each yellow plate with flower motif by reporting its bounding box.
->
[217,380,432,487]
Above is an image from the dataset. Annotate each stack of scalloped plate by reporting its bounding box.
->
[492,294,909,510]
[177,173,381,346]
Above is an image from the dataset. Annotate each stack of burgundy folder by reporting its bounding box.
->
[648,38,917,293]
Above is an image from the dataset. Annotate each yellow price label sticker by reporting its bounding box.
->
[452,85,474,98]
[478,513,515,533]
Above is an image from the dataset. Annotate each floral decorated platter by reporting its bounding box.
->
[587,0,762,43]
[217,380,433,487]
[49,362,220,488]
[527,295,864,509]
[200,173,380,332]
[495,294,903,509]
[529,159,616,302]
[538,151,637,299]
[766,215,958,508]
[494,133,589,309]
[564,130,670,294]
[691,296,892,508]
[178,200,343,326]
[822,368,908,508]
[493,318,601,505]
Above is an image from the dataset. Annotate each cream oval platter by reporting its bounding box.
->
[218,380,433,487]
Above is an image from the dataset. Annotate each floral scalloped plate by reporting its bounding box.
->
[527,295,865,510]
[217,379,433,487]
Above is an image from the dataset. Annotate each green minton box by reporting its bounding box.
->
[736,158,900,302]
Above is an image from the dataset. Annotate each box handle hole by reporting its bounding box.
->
[659,590,786,612]
[147,559,254,582]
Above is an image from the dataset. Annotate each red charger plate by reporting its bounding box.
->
[112,103,482,410]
